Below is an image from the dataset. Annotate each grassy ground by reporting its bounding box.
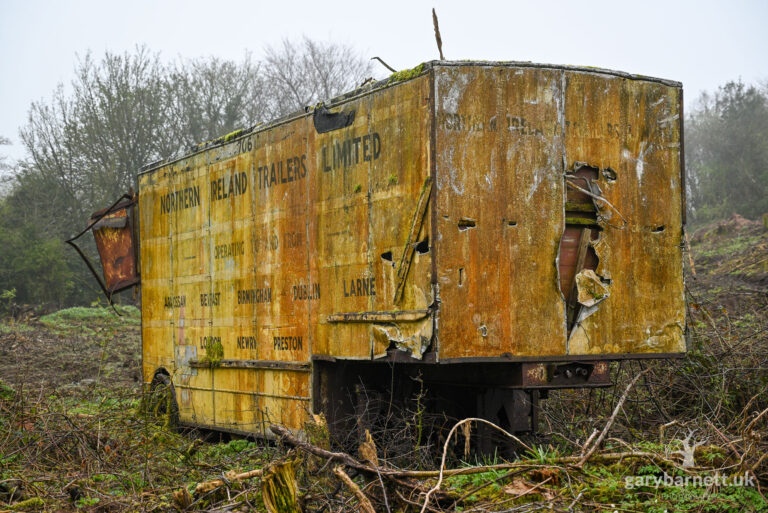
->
[1,214,767,512]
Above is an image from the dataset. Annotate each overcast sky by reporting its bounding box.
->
[1,0,766,161]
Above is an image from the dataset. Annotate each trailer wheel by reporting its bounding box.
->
[148,372,179,428]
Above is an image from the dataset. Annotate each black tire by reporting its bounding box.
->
[149,372,179,427]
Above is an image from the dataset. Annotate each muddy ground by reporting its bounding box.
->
[0,306,141,393]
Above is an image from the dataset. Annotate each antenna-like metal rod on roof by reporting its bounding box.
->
[432,8,445,60]
[371,56,396,73]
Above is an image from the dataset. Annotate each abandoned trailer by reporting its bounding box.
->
[75,61,686,450]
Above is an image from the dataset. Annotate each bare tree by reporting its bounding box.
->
[262,37,372,117]
[19,48,168,225]
[167,54,269,150]
[0,136,13,197]
[686,81,768,223]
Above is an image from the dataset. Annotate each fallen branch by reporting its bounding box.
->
[271,423,683,479]
[577,368,650,467]
[270,424,371,473]
[706,420,743,463]
[193,468,264,496]
[743,406,768,435]
[419,417,534,513]
[332,466,376,513]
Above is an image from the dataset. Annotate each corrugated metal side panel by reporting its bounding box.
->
[434,66,567,359]
[563,72,685,355]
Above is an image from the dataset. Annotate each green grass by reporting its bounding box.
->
[0,379,16,401]
[0,322,34,334]
[697,234,764,259]
[39,306,139,332]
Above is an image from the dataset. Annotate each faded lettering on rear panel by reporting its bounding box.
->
[434,66,566,359]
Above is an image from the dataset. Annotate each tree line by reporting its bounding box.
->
[0,47,765,307]
[685,80,768,224]
[0,39,371,308]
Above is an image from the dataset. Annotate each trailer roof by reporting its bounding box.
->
[139,60,682,176]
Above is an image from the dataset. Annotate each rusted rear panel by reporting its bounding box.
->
[432,63,685,360]
[562,72,684,355]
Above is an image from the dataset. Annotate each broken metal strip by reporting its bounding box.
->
[188,359,310,372]
[326,309,430,323]
[312,104,356,133]
[564,216,597,226]
[572,229,592,291]
[566,228,591,330]
[174,383,311,401]
[564,202,597,212]
[92,215,128,230]
[393,176,433,304]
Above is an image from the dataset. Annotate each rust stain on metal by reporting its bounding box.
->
[90,200,139,294]
[563,72,685,356]
[434,65,567,358]
[326,309,430,323]
[523,363,548,387]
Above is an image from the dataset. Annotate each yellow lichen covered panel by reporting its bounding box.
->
[309,94,373,358]
[562,72,685,355]
[136,63,685,437]
[434,66,567,359]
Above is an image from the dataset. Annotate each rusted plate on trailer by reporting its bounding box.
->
[521,361,610,388]
[90,200,139,294]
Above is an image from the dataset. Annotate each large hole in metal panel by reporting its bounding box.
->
[561,165,602,332]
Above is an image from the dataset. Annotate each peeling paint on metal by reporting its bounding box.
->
[575,269,609,308]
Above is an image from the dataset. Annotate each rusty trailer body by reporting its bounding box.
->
[95,61,686,439]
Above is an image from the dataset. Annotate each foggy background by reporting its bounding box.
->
[2,0,766,159]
